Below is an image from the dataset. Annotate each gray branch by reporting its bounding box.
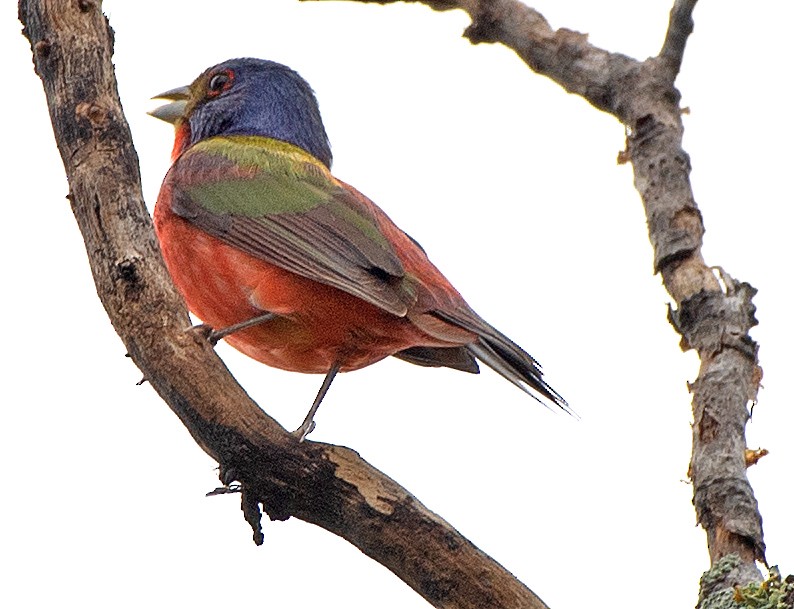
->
[316,0,768,601]
[21,0,770,606]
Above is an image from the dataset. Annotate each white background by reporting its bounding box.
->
[3,1,791,607]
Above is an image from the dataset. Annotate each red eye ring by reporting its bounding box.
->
[207,69,234,97]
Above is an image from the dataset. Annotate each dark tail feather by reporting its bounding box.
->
[466,337,572,416]
[409,309,571,415]
[393,346,480,374]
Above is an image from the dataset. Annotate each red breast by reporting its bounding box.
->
[154,185,469,373]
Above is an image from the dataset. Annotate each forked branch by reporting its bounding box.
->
[20,0,768,607]
[321,0,767,599]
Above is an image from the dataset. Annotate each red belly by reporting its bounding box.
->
[154,205,457,373]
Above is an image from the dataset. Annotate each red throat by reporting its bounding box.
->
[171,122,192,161]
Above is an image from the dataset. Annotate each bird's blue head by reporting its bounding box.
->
[151,57,333,167]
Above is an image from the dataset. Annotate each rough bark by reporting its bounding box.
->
[20,0,770,606]
[320,0,768,600]
[18,1,549,608]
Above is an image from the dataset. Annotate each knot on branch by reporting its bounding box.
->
[669,275,758,361]
[75,101,110,129]
[113,255,145,298]
[464,3,499,44]
[214,442,345,544]
[33,39,51,59]
[75,0,97,12]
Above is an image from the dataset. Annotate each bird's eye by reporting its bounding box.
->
[207,70,234,97]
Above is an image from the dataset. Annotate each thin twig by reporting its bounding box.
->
[660,0,699,75]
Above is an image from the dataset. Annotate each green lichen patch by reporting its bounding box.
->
[733,567,794,609]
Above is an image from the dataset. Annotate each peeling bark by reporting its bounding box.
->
[20,0,770,606]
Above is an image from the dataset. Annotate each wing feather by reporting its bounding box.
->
[166,136,414,316]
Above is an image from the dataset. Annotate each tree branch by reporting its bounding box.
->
[659,0,698,76]
[17,1,549,608]
[20,0,771,605]
[318,0,767,598]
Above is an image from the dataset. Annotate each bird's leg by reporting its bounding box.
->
[195,312,277,346]
[293,362,341,442]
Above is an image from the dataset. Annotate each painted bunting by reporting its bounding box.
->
[151,58,568,440]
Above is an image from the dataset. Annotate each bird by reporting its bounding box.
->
[150,57,568,440]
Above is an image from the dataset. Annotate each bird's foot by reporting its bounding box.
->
[188,323,221,346]
[186,312,278,347]
[290,362,341,443]
[292,420,316,443]
[210,312,280,346]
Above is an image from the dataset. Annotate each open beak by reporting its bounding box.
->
[148,85,191,124]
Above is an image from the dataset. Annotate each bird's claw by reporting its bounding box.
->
[292,420,316,443]
[188,323,221,346]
